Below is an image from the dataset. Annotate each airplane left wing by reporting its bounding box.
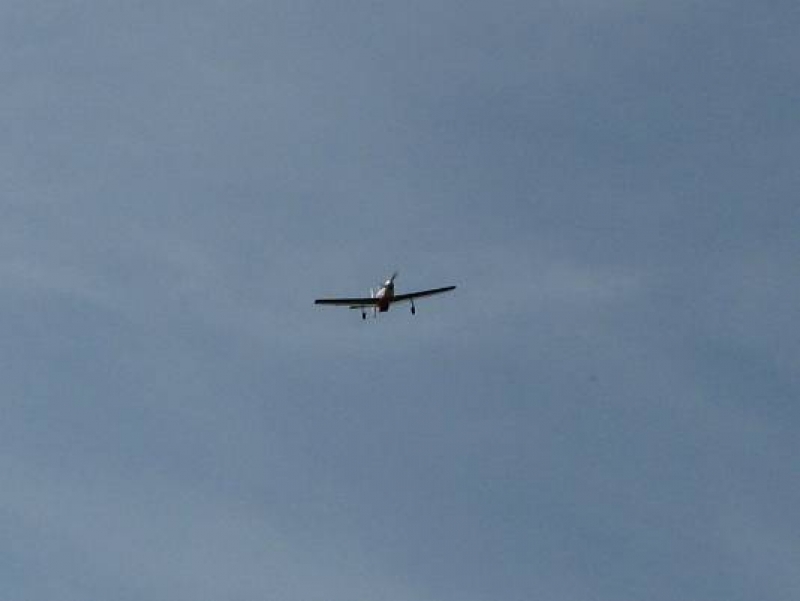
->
[392,285,456,303]
[314,297,379,308]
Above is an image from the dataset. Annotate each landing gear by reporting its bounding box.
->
[411,300,416,315]
[361,311,366,320]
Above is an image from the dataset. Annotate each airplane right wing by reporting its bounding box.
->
[314,297,379,308]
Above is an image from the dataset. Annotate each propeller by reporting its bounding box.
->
[386,271,398,286]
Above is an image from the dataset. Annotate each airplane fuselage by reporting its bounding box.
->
[373,281,394,311]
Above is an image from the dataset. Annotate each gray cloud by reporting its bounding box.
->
[2,1,798,600]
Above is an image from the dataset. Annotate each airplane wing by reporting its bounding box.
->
[392,285,456,303]
[314,297,379,308]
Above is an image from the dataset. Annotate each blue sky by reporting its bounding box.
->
[2,2,799,600]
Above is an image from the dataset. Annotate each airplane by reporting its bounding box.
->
[315,272,456,320]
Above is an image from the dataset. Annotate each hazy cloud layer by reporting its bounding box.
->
[2,2,798,600]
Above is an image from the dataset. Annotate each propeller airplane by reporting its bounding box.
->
[315,272,456,320]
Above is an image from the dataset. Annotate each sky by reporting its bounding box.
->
[2,1,799,600]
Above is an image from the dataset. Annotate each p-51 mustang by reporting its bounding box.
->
[315,272,456,319]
